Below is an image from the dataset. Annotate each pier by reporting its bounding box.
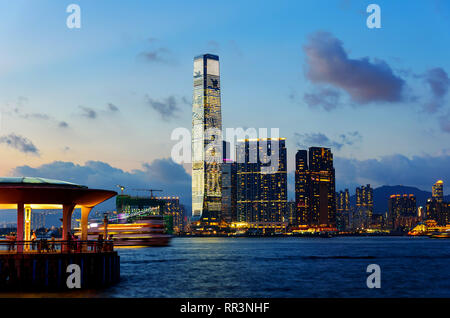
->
[0,177,119,290]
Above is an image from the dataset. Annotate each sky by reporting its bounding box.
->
[0,0,449,209]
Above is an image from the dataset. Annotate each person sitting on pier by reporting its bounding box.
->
[107,234,114,251]
[8,234,16,252]
[40,238,50,253]
[31,231,37,251]
[50,235,56,252]
[96,234,104,253]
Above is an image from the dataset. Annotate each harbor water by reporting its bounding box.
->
[97,236,450,298]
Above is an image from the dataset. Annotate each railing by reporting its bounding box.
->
[0,239,114,254]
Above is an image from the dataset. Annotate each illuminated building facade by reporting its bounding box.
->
[336,189,350,230]
[156,196,184,234]
[354,184,373,228]
[388,194,417,230]
[295,147,336,227]
[336,189,350,213]
[427,181,448,225]
[192,54,222,224]
[356,185,373,214]
[116,195,164,215]
[236,138,287,223]
[116,194,183,233]
[222,160,237,223]
[31,212,46,230]
[221,141,237,223]
[426,199,449,226]
[432,180,444,202]
[287,200,296,225]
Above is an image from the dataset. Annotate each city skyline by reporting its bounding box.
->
[0,1,449,211]
[1,0,450,303]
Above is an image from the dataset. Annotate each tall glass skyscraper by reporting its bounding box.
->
[192,54,222,224]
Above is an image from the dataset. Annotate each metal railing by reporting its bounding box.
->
[0,239,114,254]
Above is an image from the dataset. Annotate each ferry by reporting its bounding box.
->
[408,220,450,237]
[75,214,171,247]
[429,230,450,239]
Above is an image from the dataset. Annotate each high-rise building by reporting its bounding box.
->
[432,180,444,202]
[336,189,350,231]
[336,189,350,214]
[354,184,374,228]
[286,200,296,225]
[157,196,184,234]
[192,54,222,225]
[356,185,373,213]
[427,180,448,225]
[294,150,308,226]
[388,194,417,230]
[222,147,237,224]
[426,199,449,226]
[31,211,46,230]
[237,138,287,223]
[295,147,336,227]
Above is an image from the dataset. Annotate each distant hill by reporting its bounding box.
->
[350,185,450,214]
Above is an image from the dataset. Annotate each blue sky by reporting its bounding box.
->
[0,0,449,207]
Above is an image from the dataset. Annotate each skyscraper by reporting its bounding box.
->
[221,161,237,223]
[356,184,373,213]
[192,54,222,224]
[336,189,350,214]
[157,196,184,234]
[432,180,444,202]
[222,141,237,223]
[388,194,417,229]
[295,147,336,227]
[354,184,374,228]
[427,180,448,225]
[236,138,287,223]
[336,189,350,230]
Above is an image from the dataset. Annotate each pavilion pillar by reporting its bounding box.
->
[62,204,75,252]
[17,203,24,253]
[81,206,92,251]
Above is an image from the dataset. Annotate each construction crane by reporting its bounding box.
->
[116,185,126,195]
[132,188,163,198]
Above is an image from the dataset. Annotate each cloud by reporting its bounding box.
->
[10,102,69,128]
[181,96,191,106]
[145,95,180,121]
[295,131,362,151]
[0,133,39,155]
[19,113,50,120]
[59,121,69,128]
[303,31,405,104]
[439,113,450,133]
[138,47,173,64]
[107,103,119,112]
[339,131,362,146]
[422,67,450,113]
[12,158,192,210]
[303,88,341,111]
[79,106,97,119]
[335,153,450,192]
[207,40,220,53]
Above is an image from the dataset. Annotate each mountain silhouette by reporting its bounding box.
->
[350,185,450,214]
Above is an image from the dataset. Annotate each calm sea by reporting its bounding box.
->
[96,236,450,298]
[1,236,448,298]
